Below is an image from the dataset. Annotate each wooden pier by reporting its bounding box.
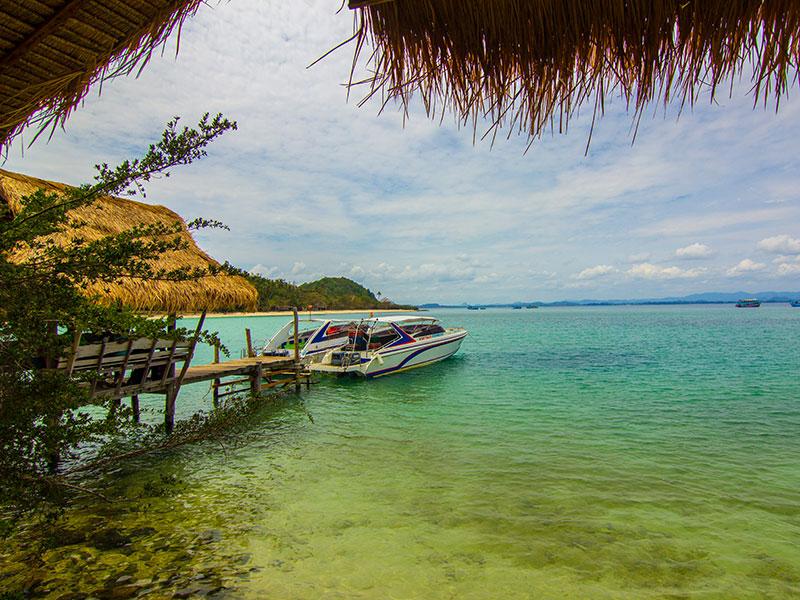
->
[55,309,310,433]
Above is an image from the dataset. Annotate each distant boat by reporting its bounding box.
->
[479,307,486,310]
[512,306,522,310]
[467,306,479,310]
[791,300,800,307]
[736,298,761,308]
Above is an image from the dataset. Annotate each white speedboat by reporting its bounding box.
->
[304,315,467,378]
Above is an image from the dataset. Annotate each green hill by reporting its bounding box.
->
[242,273,414,311]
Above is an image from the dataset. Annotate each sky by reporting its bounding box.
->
[4,0,800,304]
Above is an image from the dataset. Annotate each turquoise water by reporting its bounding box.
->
[3,306,800,598]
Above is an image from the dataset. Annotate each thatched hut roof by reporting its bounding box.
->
[349,0,800,140]
[0,0,203,148]
[0,168,257,313]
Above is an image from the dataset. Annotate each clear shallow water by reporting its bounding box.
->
[3,306,800,598]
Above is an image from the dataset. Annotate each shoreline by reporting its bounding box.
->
[180,308,415,319]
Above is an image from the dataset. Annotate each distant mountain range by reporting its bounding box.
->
[419,291,800,308]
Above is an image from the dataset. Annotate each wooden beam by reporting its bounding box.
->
[0,0,92,72]
[89,337,107,397]
[165,311,205,434]
[140,338,158,383]
[114,339,135,394]
[171,311,205,396]
[65,328,82,376]
[159,339,178,386]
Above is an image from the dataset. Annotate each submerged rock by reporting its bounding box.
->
[195,529,222,544]
[92,585,141,600]
[90,528,132,550]
[55,592,87,600]
[51,527,88,547]
[129,527,157,538]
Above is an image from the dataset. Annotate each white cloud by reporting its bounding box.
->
[777,262,800,276]
[627,263,705,280]
[726,258,767,277]
[757,234,800,255]
[574,265,617,280]
[473,272,501,284]
[627,252,651,263]
[636,207,797,236]
[290,261,307,275]
[675,243,713,259]
[250,264,279,277]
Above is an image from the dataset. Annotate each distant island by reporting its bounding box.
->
[420,290,800,309]
[239,274,417,312]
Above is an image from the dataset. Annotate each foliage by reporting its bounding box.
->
[0,113,236,512]
[239,272,415,311]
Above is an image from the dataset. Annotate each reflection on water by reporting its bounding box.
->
[2,306,800,598]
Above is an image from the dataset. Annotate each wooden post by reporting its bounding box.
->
[213,341,221,408]
[245,328,255,358]
[131,395,140,423]
[252,361,263,396]
[164,314,177,434]
[165,383,176,433]
[293,307,301,392]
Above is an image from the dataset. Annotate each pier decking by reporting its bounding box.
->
[56,311,310,433]
[183,355,296,385]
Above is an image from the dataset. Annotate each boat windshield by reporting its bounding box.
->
[397,320,445,338]
[349,323,398,351]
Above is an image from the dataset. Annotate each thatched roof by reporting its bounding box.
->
[0,0,203,148]
[349,0,800,141]
[0,168,257,313]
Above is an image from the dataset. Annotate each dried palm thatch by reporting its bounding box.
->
[349,0,800,143]
[0,168,257,313]
[0,0,204,149]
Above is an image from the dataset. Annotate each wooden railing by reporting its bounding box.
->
[55,312,205,406]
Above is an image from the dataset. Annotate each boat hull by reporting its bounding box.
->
[365,331,467,377]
